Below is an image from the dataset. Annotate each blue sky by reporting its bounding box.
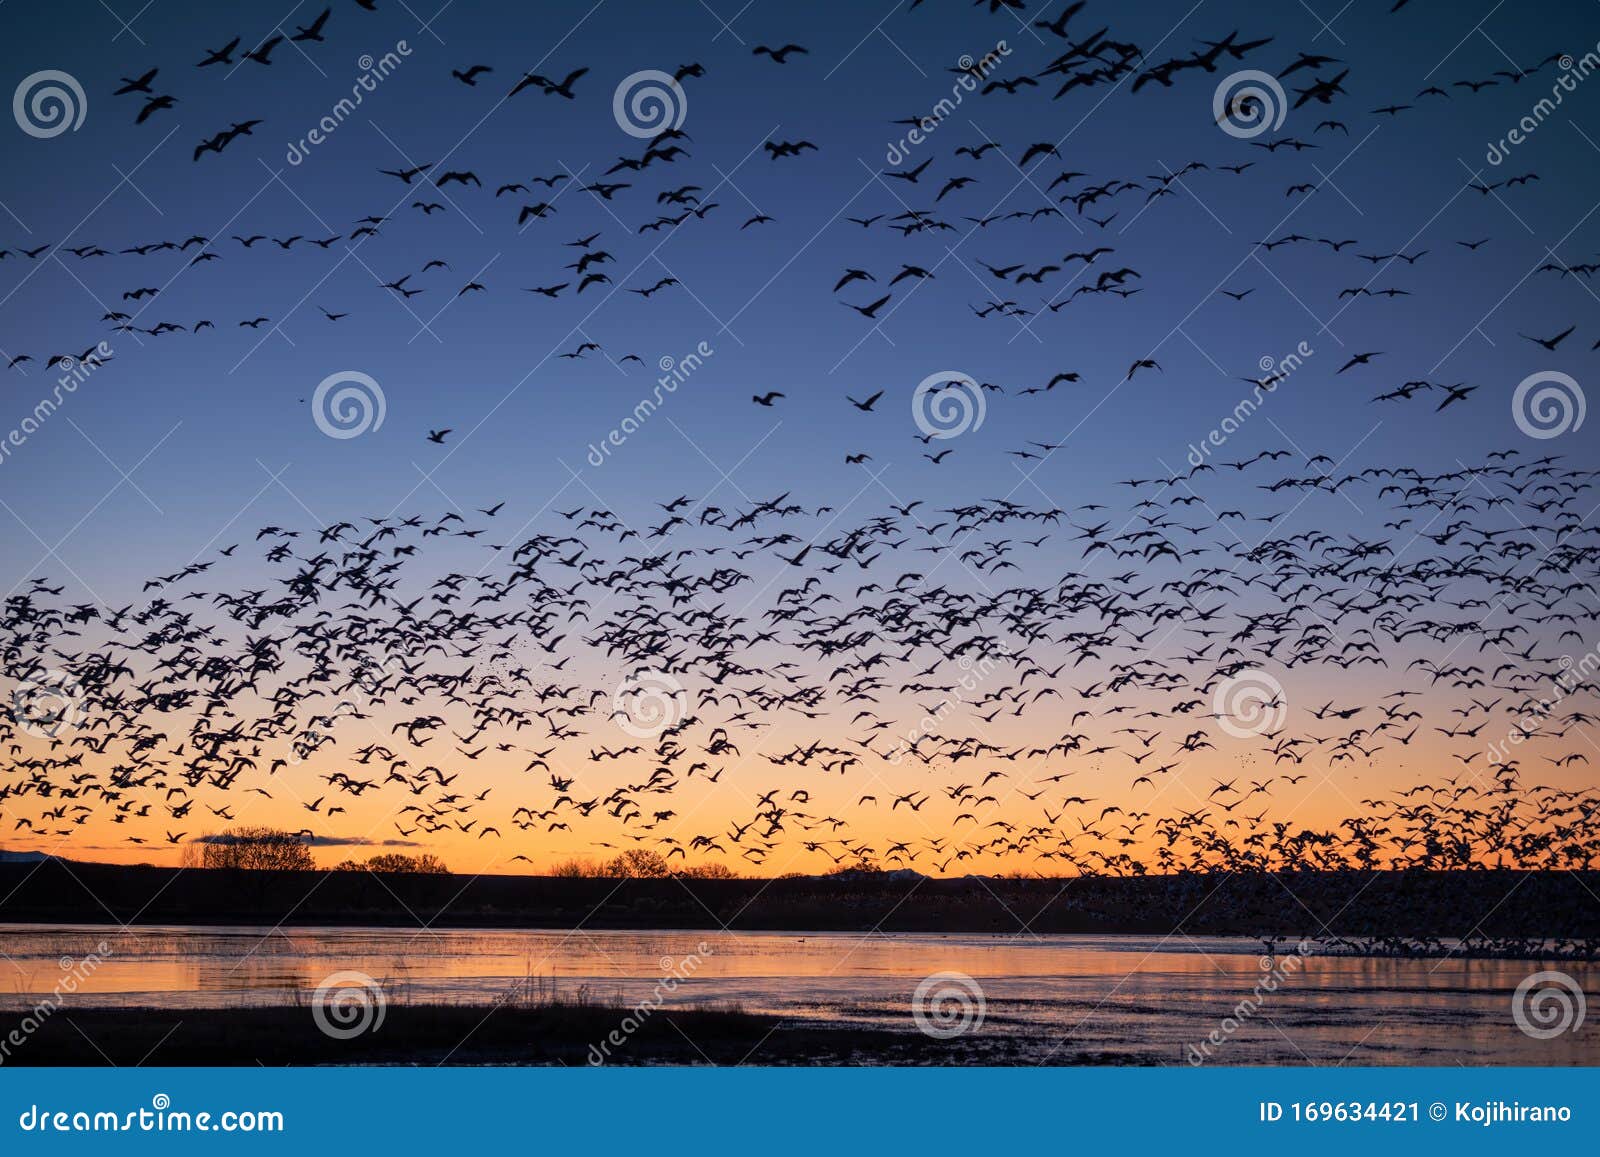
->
[1,0,1595,602]
[2,2,1600,874]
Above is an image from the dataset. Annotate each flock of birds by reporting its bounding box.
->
[3,0,1587,423]
[4,448,1600,887]
[3,0,1599,904]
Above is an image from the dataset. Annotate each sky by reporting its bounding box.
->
[1,0,1598,875]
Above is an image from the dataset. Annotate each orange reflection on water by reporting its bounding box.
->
[1,924,1594,1065]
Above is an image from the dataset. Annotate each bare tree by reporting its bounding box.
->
[199,827,313,871]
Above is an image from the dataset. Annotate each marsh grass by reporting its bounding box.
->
[7,998,782,1066]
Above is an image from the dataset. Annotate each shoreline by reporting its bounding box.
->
[2,862,1598,949]
[0,1002,1084,1067]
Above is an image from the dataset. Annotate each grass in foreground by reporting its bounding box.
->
[4,999,1068,1066]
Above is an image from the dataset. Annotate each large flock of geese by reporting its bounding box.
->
[3,0,1597,932]
[4,451,1598,890]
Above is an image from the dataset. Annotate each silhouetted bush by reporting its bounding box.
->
[330,853,449,874]
[196,828,313,871]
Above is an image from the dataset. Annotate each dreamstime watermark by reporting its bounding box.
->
[13,70,86,138]
[1486,49,1600,164]
[0,943,111,1064]
[885,43,1010,164]
[885,649,1011,764]
[485,633,546,682]
[911,970,986,1039]
[1511,969,1586,1039]
[612,70,688,139]
[1512,370,1585,439]
[1214,69,1287,140]
[287,655,402,763]
[588,341,713,466]
[586,944,712,1064]
[1212,669,1287,738]
[1186,941,1316,1063]
[613,669,689,738]
[311,970,386,1039]
[312,370,386,438]
[912,371,985,440]
[1187,342,1312,467]
[10,668,85,739]
[286,43,411,164]
[17,1095,283,1133]
[0,341,113,468]
[289,702,360,764]
[1487,643,1599,764]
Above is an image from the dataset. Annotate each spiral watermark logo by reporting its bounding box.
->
[312,370,386,439]
[1512,371,1585,439]
[13,70,86,139]
[613,70,687,139]
[1213,669,1286,738]
[911,971,985,1039]
[11,669,84,738]
[1214,70,1286,139]
[912,371,985,440]
[1511,970,1586,1039]
[613,669,688,738]
[312,970,386,1039]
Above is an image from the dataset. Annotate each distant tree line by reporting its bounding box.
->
[331,852,449,874]
[181,828,448,873]
[550,849,736,879]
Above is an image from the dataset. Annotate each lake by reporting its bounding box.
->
[1,923,1593,1065]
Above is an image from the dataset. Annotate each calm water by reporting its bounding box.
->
[1,923,1594,1065]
